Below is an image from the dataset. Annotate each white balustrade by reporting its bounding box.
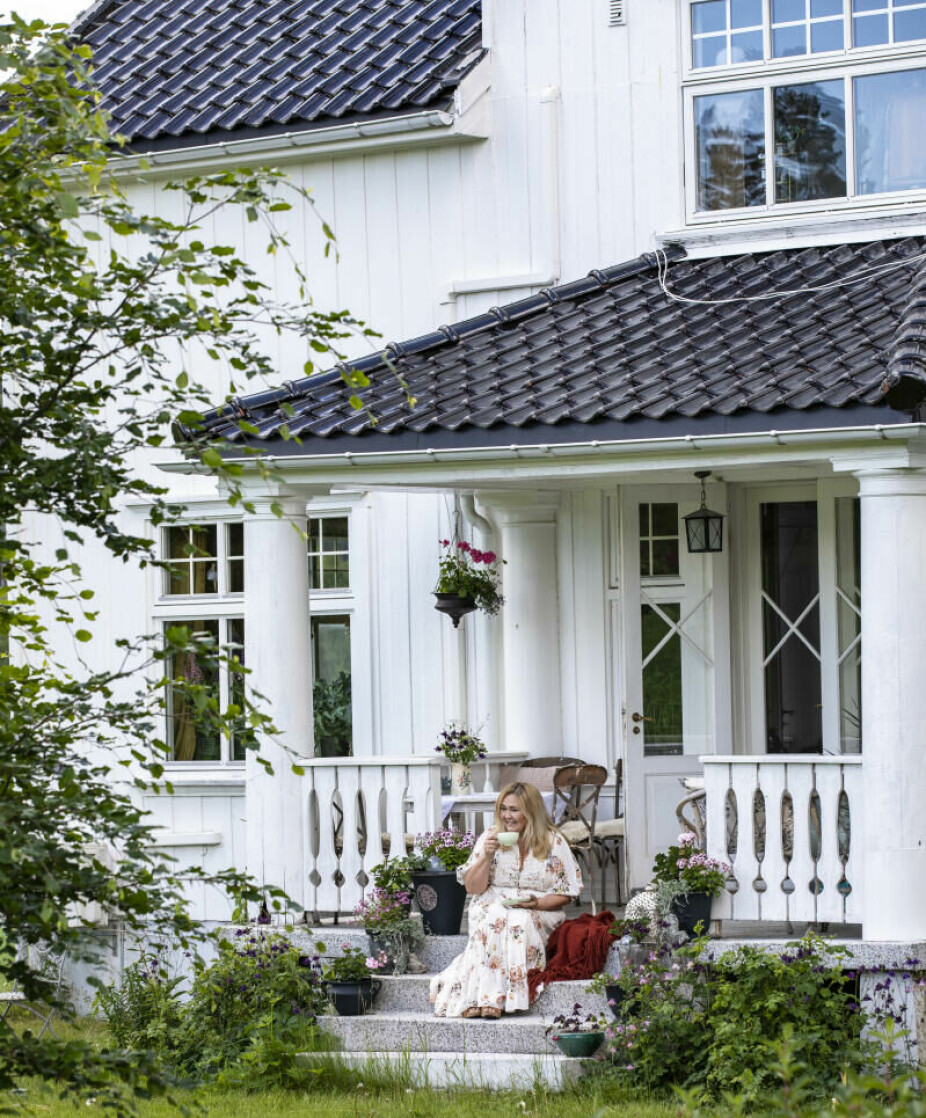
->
[703,756,862,926]
[301,753,526,916]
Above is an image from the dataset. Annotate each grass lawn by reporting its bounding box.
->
[8,1083,685,1118]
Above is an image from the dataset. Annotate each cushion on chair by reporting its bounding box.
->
[558,820,591,844]
[593,819,625,839]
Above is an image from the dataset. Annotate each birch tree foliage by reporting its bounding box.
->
[0,16,369,1107]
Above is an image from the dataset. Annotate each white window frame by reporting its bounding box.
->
[307,511,351,594]
[162,615,247,766]
[683,0,926,222]
[738,478,860,756]
[151,507,247,768]
[306,495,372,756]
[159,518,245,601]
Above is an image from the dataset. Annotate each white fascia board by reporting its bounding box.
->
[105,110,485,180]
[661,203,926,259]
[158,422,926,488]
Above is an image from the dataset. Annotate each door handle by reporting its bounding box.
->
[630,712,653,723]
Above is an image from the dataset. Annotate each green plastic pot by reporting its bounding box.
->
[551,1031,604,1058]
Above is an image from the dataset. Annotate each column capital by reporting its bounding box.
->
[236,481,328,522]
[856,469,926,499]
[477,490,560,524]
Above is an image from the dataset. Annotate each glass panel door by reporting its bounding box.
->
[761,501,823,753]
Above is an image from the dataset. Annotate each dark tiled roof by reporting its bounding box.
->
[74,0,483,146]
[185,237,926,449]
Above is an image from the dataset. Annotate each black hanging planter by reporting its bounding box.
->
[411,870,468,935]
[671,892,713,937]
[433,593,477,629]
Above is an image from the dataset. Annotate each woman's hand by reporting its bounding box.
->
[482,828,499,858]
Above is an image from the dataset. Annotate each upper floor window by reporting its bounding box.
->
[308,515,349,590]
[162,523,244,597]
[686,0,926,214]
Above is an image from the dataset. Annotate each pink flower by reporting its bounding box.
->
[458,541,470,552]
[365,956,381,969]
[483,551,497,563]
[470,548,484,562]
[678,832,698,846]
[440,539,450,547]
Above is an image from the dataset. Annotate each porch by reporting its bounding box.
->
[172,239,926,943]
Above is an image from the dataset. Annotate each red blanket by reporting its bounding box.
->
[527,911,617,1002]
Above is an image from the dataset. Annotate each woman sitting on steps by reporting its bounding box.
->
[429,781,582,1019]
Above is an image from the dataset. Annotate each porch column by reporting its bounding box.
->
[482,493,563,755]
[858,469,926,940]
[243,488,314,917]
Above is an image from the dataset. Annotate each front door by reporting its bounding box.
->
[620,486,728,888]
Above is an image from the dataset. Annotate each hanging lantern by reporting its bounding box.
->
[683,471,724,554]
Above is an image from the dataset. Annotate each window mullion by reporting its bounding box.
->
[845,73,857,197]
[764,80,775,206]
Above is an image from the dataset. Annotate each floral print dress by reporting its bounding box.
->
[429,830,582,1017]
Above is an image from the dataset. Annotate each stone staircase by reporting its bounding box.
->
[289,926,618,1090]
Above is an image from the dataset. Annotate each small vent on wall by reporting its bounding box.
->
[609,0,625,25]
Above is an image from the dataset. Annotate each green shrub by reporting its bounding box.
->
[95,930,328,1082]
[603,932,865,1103]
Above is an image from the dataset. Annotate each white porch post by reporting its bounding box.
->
[858,469,926,940]
[243,489,314,916]
[483,493,563,755]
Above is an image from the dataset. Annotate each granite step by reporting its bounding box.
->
[374,974,609,1017]
[316,1008,566,1055]
[297,1050,585,1090]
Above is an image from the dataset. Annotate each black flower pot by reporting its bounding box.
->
[326,977,381,1016]
[411,870,467,935]
[433,593,477,629]
[604,984,625,1019]
[368,936,395,974]
[671,892,713,937]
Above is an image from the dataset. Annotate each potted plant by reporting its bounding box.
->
[410,829,475,936]
[352,887,425,975]
[434,539,505,627]
[321,944,386,1016]
[546,1003,605,1058]
[652,833,731,937]
[586,919,652,1017]
[435,723,488,794]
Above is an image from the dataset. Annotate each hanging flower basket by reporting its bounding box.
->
[433,539,504,625]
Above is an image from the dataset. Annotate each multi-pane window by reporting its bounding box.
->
[307,516,349,590]
[639,503,680,578]
[687,0,926,213]
[311,615,352,757]
[166,618,247,762]
[690,0,926,64]
[162,523,244,596]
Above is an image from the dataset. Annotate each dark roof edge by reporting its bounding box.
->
[70,0,121,35]
[184,245,689,442]
[109,99,460,156]
[218,403,908,459]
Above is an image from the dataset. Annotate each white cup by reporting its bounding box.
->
[496,831,519,847]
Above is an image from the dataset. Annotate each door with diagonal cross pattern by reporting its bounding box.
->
[620,486,727,889]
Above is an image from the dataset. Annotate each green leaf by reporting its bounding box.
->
[74,629,92,642]
[55,191,79,218]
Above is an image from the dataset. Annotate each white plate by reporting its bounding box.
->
[501,896,533,907]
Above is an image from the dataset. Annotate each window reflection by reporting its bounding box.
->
[695,89,766,208]
[773,80,846,202]
[855,69,926,194]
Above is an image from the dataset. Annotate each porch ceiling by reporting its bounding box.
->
[179,236,926,460]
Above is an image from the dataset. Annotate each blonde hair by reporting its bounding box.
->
[494,782,555,861]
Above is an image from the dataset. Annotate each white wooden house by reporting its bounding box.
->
[41,0,926,945]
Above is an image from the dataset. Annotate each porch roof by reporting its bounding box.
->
[180,236,926,456]
[72,0,483,149]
